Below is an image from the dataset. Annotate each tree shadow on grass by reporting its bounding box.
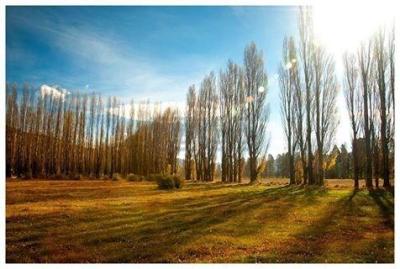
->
[368,189,394,229]
[249,188,394,263]
[7,184,330,262]
[96,185,330,262]
[243,189,359,263]
[88,186,294,261]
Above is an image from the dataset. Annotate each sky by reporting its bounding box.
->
[6,6,353,157]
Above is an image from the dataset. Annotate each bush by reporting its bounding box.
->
[127,173,142,181]
[112,173,123,181]
[156,175,175,189]
[172,175,184,189]
[155,174,184,190]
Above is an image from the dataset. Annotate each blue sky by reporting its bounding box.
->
[6,6,302,156]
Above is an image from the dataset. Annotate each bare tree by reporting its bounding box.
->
[374,28,391,188]
[358,40,374,188]
[388,23,395,180]
[220,60,245,182]
[313,45,338,185]
[279,37,297,184]
[291,41,308,185]
[298,7,315,184]
[243,42,269,183]
[6,84,18,177]
[343,53,362,189]
[95,95,105,177]
[185,86,196,180]
[197,72,219,181]
[388,24,395,134]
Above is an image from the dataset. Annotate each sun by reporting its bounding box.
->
[313,2,395,58]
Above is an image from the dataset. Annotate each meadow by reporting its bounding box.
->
[6,178,394,263]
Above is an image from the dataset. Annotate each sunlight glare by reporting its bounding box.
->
[313,2,395,57]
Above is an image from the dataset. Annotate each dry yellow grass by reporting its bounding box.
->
[6,178,394,263]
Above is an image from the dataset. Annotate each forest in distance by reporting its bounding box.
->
[6,8,394,189]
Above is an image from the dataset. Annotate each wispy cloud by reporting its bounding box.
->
[7,8,216,103]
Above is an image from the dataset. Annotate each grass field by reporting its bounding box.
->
[6,178,394,263]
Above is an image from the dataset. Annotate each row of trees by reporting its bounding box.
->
[184,42,269,183]
[6,85,181,178]
[279,8,338,186]
[185,74,219,182]
[279,8,394,188]
[343,26,395,188]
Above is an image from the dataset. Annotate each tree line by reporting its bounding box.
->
[6,40,271,182]
[278,8,339,186]
[184,42,269,183]
[342,24,395,189]
[6,86,181,179]
[279,8,394,188]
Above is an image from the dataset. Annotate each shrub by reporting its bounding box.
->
[127,173,142,181]
[156,175,175,189]
[155,174,184,190]
[172,175,184,189]
[112,173,123,181]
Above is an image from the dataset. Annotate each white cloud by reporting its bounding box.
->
[40,84,70,100]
